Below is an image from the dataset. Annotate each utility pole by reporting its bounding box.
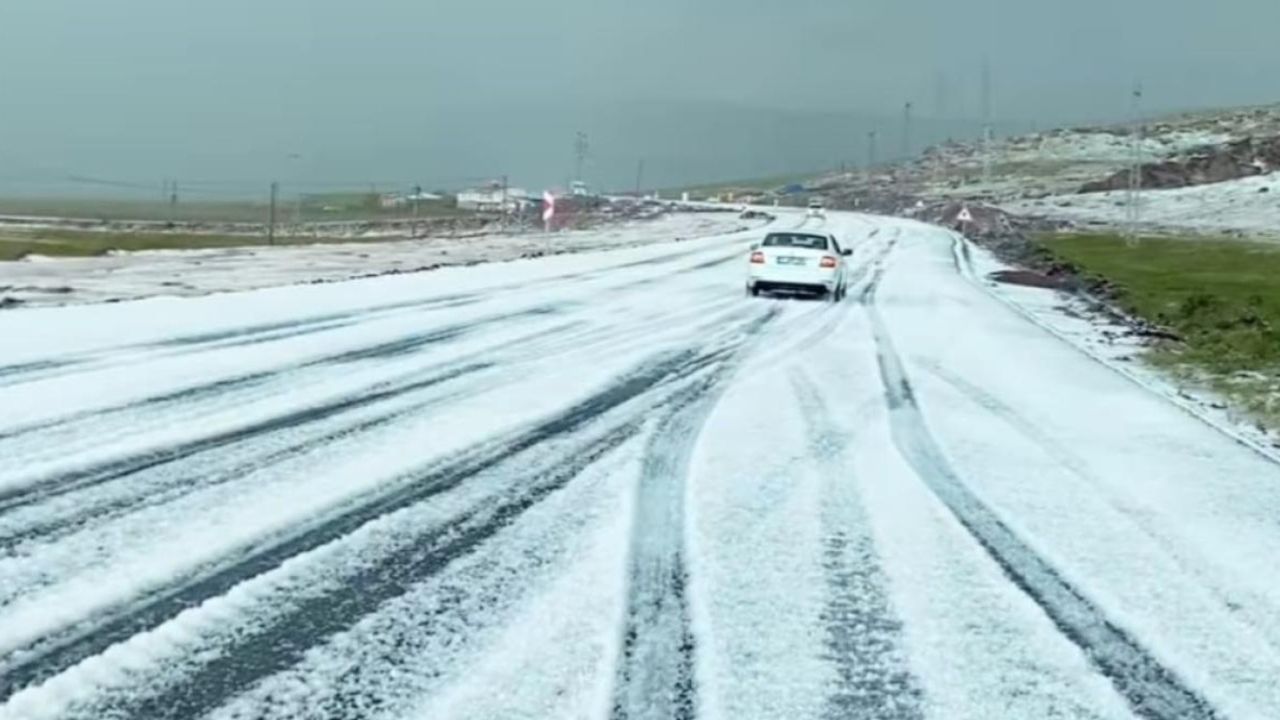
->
[981,55,993,185]
[500,175,509,228]
[412,184,422,238]
[1127,81,1145,246]
[900,103,914,204]
[287,154,303,231]
[902,101,914,161]
[268,181,279,245]
[574,132,589,183]
[867,129,878,169]
[934,70,949,149]
[168,179,178,223]
[634,159,645,197]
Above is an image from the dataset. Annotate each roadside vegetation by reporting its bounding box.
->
[0,198,270,224]
[1038,231,1280,424]
[0,228,422,261]
[0,194,464,224]
[0,192,477,261]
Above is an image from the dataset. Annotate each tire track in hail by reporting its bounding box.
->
[102,412,648,719]
[746,296,855,372]
[0,229,768,538]
[609,395,703,720]
[0,303,559,448]
[0,339,764,701]
[0,384,479,552]
[0,361,490,515]
[0,359,80,383]
[2,317,594,550]
[110,315,774,719]
[3,223,744,445]
[861,260,1221,720]
[150,294,480,351]
[0,293,483,388]
[610,309,778,720]
[790,371,925,720]
[2,299,717,550]
[0,222,756,390]
[918,359,1280,658]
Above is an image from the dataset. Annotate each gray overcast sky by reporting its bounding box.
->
[2,0,1279,195]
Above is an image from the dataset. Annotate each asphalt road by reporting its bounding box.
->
[2,211,1279,720]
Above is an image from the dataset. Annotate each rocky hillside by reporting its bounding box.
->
[733,103,1280,235]
[1080,135,1280,192]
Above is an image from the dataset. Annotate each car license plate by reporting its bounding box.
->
[777,256,806,266]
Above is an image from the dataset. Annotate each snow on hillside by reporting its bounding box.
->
[946,128,1232,169]
[918,105,1280,204]
[922,128,1235,201]
[1004,171,1280,235]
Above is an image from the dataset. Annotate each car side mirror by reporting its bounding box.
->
[841,249,852,256]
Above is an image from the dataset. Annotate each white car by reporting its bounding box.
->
[746,231,851,301]
[807,198,826,218]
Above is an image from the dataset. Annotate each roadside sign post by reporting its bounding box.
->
[957,205,973,235]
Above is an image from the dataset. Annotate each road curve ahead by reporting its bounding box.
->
[2,212,1279,720]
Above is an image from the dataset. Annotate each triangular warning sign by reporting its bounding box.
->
[957,206,974,223]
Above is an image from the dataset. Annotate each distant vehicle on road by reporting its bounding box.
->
[746,231,850,301]
[807,197,826,218]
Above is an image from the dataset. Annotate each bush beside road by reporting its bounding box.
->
[0,229,301,261]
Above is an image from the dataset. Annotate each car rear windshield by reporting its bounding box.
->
[762,234,829,250]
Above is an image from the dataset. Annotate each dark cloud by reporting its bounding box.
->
[1,0,1278,193]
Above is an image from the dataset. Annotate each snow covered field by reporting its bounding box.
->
[2,209,1278,719]
[920,125,1236,202]
[1004,171,1280,235]
[1005,129,1229,165]
[0,213,752,308]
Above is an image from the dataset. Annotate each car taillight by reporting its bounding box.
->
[820,256,838,268]
[750,251,766,264]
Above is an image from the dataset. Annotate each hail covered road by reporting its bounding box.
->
[2,211,1279,720]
